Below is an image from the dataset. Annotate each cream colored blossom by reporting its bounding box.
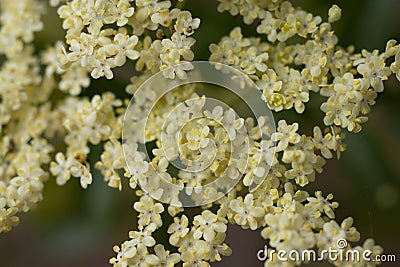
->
[328,5,342,23]
[134,195,164,227]
[229,194,265,230]
[193,210,227,242]
[168,214,190,246]
[271,120,301,152]
[175,11,200,36]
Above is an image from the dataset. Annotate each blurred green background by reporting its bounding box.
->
[1,0,400,266]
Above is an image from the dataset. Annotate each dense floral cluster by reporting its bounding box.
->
[1,0,399,266]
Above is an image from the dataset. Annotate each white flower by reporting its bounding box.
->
[328,5,342,23]
[356,52,391,92]
[168,215,190,246]
[222,108,244,141]
[229,194,265,230]
[320,98,352,128]
[129,223,157,247]
[161,32,196,62]
[89,56,115,79]
[161,61,194,79]
[50,153,72,185]
[271,120,301,152]
[153,244,181,266]
[113,33,140,66]
[175,11,200,36]
[193,210,227,242]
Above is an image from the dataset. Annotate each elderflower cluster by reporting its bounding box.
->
[1,1,400,267]
[123,89,276,205]
[56,0,200,80]
[0,0,54,233]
